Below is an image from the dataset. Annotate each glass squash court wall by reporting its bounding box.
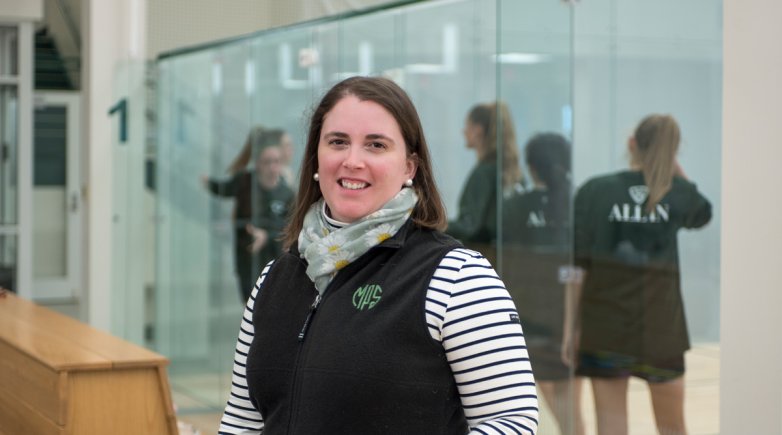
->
[151,0,721,432]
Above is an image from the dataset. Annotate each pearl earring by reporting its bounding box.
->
[313,173,319,182]
[404,179,413,187]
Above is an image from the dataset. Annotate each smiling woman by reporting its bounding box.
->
[315,95,417,223]
[217,76,540,435]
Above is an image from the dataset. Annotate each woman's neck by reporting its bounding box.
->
[322,202,349,228]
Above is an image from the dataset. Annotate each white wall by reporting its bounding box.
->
[146,0,272,59]
[0,0,42,21]
[721,0,782,432]
[145,0,400,59]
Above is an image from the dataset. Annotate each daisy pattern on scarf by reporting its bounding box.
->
[324,249,351,272]
[365,223,394,244]
[299,190,419,294]
[302,227,323,245]
[315,233,347,257]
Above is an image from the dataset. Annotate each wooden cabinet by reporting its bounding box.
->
[0,292,178,435]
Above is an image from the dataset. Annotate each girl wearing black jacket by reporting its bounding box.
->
[574,114,712,435]
[202,127,294,302]
[503,133,584,435]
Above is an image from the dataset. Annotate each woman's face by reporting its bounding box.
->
[280,133,294,164]
[255,145,283,189]
[317,95,417,223]
[463,118,483,151]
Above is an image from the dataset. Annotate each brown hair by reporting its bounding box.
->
[632,114,680,212]
[525,132,571,225]
[282,76,448,249]
[226,126,285,174]
[467,101,523,191]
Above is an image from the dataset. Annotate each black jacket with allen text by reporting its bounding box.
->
[574,170,712,361]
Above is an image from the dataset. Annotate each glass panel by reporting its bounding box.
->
[109,61,149,344]
[402,0,499,262]
[150,0,721,431]
[0,234,16,291]
[251,25,321,149]
[497,1,575,433]
[156,49,217,406]
[204,40,256,410]
[331,8,397,81]
[210,40,254,309]
[0,85,18,225]
[33,106,68,278]
[0,26,19,76]
[571,0,721,433]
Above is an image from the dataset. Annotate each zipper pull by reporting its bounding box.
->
[298,294,321,341]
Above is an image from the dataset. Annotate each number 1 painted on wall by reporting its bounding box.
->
[108,98,128,144]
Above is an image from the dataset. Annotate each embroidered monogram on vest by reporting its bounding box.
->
[352,284,382,310]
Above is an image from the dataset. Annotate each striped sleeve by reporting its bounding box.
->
[426,248,539,435]
[217,263,271,434]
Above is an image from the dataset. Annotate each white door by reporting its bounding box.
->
[32,91,81,300]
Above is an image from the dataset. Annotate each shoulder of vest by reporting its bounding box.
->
[271,250,305,269]
[427,228,463,249]
[405,225,463,253]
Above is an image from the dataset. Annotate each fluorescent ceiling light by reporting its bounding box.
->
[245,60,255,96]
[492,52,552,64]
[405,63,449,74]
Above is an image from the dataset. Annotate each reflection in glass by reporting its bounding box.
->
[156,49,227,408]
[503,133,584,435]
[446,101,523,264]
[201,126,294,303]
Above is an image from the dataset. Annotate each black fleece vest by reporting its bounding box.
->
[245,223,467,435]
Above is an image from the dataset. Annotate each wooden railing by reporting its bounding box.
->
[0,290,178,435]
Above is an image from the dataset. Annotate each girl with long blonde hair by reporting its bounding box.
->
[447,101,525,258]
[573,114,712,435]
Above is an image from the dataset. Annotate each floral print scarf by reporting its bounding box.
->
[298,188,418,294]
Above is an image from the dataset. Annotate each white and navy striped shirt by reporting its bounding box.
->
[219,248,538,434]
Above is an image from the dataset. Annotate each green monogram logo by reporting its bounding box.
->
[352,284,382,311]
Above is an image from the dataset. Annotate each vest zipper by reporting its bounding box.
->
[286,292,320,432]
[297,293,321,341]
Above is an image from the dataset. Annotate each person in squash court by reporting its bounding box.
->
[573,114,712,435]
